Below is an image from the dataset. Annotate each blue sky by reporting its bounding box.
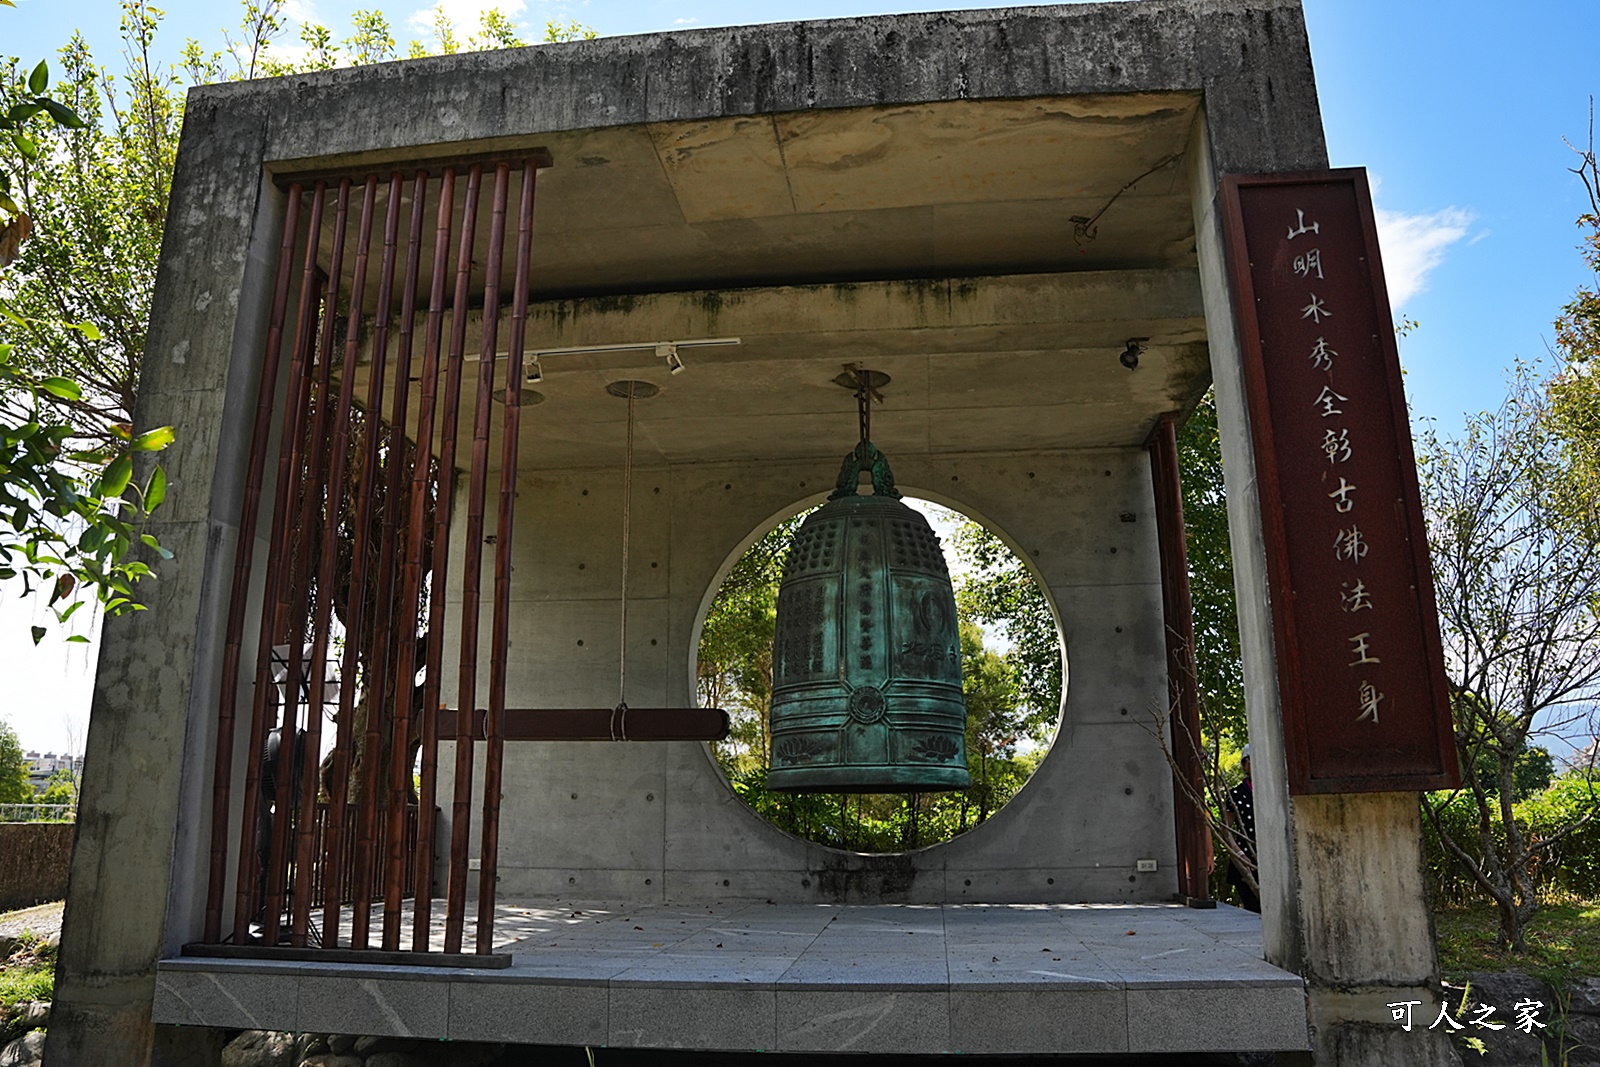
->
[2,0,1598,752]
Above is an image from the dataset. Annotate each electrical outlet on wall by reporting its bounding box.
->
[1136,859,1157,873]
[468,858,482,870]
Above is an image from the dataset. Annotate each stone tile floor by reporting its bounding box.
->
[157,899,1308,1055]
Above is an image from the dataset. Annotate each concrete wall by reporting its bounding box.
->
[0,823,74,912]
[434,447,1175,904]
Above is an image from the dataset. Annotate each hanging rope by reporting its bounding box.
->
[618,383,635,713]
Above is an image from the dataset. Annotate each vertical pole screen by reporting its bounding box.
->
[1147,412,1211,904]
[204,153,548,957]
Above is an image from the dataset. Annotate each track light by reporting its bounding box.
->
[657,341,686,375]
[1120,338,1146,371]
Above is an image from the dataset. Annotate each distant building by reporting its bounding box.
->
[23,751,82,793]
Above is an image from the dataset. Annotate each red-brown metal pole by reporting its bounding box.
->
[326,169,430,945]
[290,172,400,946]
[477,160,536,953]
[401,170,458,951]
[459,162,511,952]
[265,176,378,945]
[382,167,438,934]
[264,264,336,945]
[204,183,306,943]
[232,182,346,946]
[1148,412,1210,903]
[364,171,454,953]
[438,164,484,955]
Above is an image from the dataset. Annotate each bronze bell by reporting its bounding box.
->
[767,438,971,793]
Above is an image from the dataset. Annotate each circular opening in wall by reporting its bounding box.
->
[694,496,1064,854]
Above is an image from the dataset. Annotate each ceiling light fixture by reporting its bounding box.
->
[1120,338,1147,371]
[526,336,740,382]
[657,341,686,375]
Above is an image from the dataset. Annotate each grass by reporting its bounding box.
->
[1435,898,1600,986]
[0,931,56,1045]
[0,933,56,1007]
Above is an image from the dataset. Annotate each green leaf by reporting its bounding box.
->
[30,625,45,645]
[130,426,175,452]
[57,599,83,622]
[65,635,89,644]
[39,377,81,401]
[11,130,37,161]
[28,60,48,96]
[71,321,102,341]
[100,453,133,497]
[6,102,44,124]
[78,524,106,553]
[39,99,86,129]
[141,532,173,560]
[144,466,166,511]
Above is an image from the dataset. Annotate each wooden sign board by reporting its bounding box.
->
[1220,169,1460,794]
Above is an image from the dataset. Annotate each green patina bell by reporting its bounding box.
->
[767,438,971,793]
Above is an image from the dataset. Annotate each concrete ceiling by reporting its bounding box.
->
[310,92,1211,468]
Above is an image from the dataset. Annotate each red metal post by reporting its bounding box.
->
[321,171,425,947]
[291,172,400,946]
[204,182,305,943]
[455,162,511,952]
[403,169,458,951]
[385,163,473,947]
[438,165,484,955]
[265,176,378,945]
[477,160,537,952]
[1148,412,1211,903]
[232,181,348,946]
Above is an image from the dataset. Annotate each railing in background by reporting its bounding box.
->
[0,804,74,823]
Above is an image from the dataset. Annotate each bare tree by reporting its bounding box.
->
[1418,364,1600,950]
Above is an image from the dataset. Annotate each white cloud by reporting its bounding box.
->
[674,16,699,24]
[408,0,528,35]
[1372,203,1473,309]
[280,0,319,26]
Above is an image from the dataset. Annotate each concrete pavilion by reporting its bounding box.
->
[46,2,1459,1064]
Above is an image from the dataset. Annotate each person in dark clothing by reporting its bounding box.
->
[1225,744,1260,913]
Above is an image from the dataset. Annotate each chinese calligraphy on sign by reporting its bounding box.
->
[1220,170,1459,794]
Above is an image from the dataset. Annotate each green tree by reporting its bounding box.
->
[959,620,1021,825]
[37,766,77,807]
[699,514,805,772]
[0,718,31,804]
[1,9,173,641]
[948,519,1060,737]
[1418,363,1600,952]
[1468,742,1554,803]
[1549,111,1600,522]
[1176,390,1245,744]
